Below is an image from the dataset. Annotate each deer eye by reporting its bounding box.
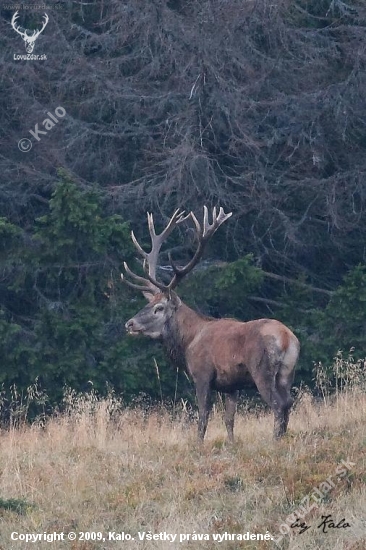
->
[154,304,164,314]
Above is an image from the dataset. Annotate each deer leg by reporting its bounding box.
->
[275,389,293,435]
[275,371,295,434]
[195,382,212,442]
[251,368,287,439]
[272,403,287,439]
[272,382,291,438]
[224,391,238,443]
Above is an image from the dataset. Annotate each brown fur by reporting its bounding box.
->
[126,294,300,442]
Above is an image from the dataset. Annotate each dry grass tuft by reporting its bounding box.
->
[0,357,365,549]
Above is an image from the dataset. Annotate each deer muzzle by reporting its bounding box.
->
[125,318,141,335]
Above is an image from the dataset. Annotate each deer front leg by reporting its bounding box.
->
[195,381,212,442]
[224,391,238,443]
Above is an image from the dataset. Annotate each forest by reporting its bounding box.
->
[1,0,366,408]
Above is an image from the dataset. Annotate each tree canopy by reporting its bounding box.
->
[1,0,366,405]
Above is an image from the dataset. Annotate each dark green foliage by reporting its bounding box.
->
[0,173,177,405]
[257,266,366,382]
[180,255,264,319]
[322,265,366,357]
[1,1,366,407]
[214,256,264,316]
[2,172,366,405]
[0,497,34,515]
[2,173,366,403]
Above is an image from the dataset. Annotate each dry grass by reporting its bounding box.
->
[0,366,365,549]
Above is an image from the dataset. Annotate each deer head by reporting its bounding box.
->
[11,11,49,53]
[122,206,232,338]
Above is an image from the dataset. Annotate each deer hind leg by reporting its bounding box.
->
[268,368,293,439]
[224,391,238,443]
[275,367,296,435]
[195,381,212,442]
[274,339,298,434]
[251,363,288,439]
[272,401,288,438]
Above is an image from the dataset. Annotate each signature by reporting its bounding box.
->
[291,514,351,535]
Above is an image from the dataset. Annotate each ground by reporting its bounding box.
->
[0,387,365,549]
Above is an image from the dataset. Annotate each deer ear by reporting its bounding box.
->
[168,291,181,307]
[143,290,156,302]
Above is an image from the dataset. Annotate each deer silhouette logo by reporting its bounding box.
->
[11,11,49,54]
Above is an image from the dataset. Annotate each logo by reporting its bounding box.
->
[11,10,48,54]
[17,106,67,152]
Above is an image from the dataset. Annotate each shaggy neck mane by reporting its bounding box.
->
[161,302,214,369]
[162,314,186,368]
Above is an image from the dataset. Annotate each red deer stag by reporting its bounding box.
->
[122,207,300,442]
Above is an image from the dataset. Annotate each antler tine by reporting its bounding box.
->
[122,206,232,297]
[144,208,189,281]
[167,241,205,291]
[141,259,173,293]
[147,208,189,243]
[123,208,191,298]
[147,212,156,239]
[121,262,155,294]
[202,205,211,236]
[120,273,155,295]
[34,12,49,36]
[123,261,150,285]
[164,208,190,230]
[189,211,202,234]
[11,11,24,37]
[166,206,232,291]
[203,205,232,239]
[217,206,232,224]
[131,230,148,259]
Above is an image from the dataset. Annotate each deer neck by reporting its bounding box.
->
[162,301,210,367]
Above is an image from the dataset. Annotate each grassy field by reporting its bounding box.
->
[0,364,365,549]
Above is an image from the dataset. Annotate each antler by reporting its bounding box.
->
[121,208,190,297]
[36,13,49,37]
[11,11,26,38]
[11,11,48,39]
[122,206,232,298]
[166,206,232,291]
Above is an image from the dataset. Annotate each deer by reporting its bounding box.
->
[122,207,300,442]
[11,11,49,54]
